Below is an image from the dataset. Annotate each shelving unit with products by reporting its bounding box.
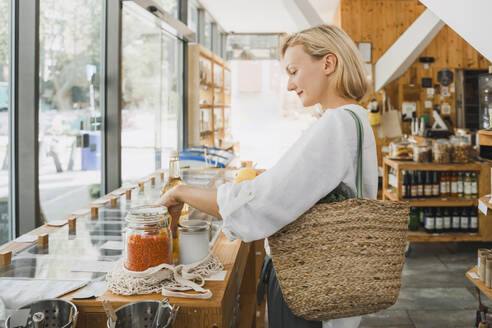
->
[382,157,492,242]
[188,44,233,150]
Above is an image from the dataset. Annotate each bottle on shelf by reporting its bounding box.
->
[471,172,478,197]
[464,172,472,199]
[424,171,433,198]
[401,170,408,199]
[417,171,424,198]
[432,171,440,198]
[443,208,451,232]
[470,207,478,233]
[450,172,458,197]
[410,171,418,198]
[451,207,461,232]
[460,207,469,232]
[457,172,464,197]
[408,207,420,231]
[418,208,425,226]
[424,208,436,233]
[440,172,449,198]
[435,208,443,233]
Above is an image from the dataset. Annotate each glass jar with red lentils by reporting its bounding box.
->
[124,205,172,272]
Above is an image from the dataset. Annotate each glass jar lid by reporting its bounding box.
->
[178,220,210,233]
[126,205,169,226]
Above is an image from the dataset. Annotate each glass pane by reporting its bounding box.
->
[204,13,212,50]
[227,34,280,60]
[0,0,9,244]
[187,2,198,35]
[121,4,183,183]
[155,0,178,18]
[39,1,103,222]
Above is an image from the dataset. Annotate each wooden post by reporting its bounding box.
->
[110,197,118,208]
[0,251,12,266]
[68,217,77,230]
[91,206,99,218]
[138,182,144,192]
[151,176,156,186]
[126,189,132,200]
[38,233,49,247]
[160,172,165,181]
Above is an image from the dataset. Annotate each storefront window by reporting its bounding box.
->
[0,0,9,244]
[187,1,198,35]
[39,0,103,221]
[155,0,178,18]
[226,34,280,60]
[204,13,212,50]
[121,4,183,182]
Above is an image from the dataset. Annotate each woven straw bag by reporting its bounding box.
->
[268,109,409,321]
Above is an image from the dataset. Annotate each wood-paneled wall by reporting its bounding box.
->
[340,0,490,130]
[340,0,491,169]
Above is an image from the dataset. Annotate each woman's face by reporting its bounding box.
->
[283,45,330,107]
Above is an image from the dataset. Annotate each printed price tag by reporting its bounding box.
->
[479,199,488,215]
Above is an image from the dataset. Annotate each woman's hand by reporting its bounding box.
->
[159,185,184,234]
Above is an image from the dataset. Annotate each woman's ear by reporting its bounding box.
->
[323,53,337,76]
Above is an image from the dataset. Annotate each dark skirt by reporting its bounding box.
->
[257,256,322,328]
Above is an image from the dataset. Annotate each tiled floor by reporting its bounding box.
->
[359,242,492,328]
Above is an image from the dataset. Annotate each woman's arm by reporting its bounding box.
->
[175,185,221,219]
[159,185,221,232]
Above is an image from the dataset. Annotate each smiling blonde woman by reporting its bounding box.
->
[160,24,378,328]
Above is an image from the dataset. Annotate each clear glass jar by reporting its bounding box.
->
[413,144,431,163]
[178,220,210,265]
[432,139,451,163]
[451,135,473,163]
[124,205,172,272]
[389,136,413,160]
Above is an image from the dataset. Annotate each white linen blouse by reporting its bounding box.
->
[216,103,378,328]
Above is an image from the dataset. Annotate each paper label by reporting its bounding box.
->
[100,241,123,250]
[204,270,227,281]
[46,219,68,227]
[15,234,38,243]
[479,200,488,215]
[71,261,115,273]
[72,208,90,215]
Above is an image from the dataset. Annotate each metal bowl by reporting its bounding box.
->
[6,298,78,328]
[107,300,176,328]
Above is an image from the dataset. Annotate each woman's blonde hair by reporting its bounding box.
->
[281,24,369,101]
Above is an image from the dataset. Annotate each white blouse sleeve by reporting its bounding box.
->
[217,110,359,242]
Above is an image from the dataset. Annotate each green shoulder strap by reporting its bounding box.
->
[343,109,364,199]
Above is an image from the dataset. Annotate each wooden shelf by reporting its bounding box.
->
[384,191,478,206]
[466,266,492,301]
[200,130,213,137]
[478,130,492,146]
[384,157,482,171]
[407,230,482,242]
[200,104,213,109]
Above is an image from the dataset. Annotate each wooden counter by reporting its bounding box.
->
[65,236,265,328]
[0,168,266,328]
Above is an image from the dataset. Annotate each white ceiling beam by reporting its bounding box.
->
[283,0,324,30]
[374,9,444,91]
[419,0,492,63]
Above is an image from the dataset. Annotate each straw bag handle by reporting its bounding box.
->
[343,109,364,199]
